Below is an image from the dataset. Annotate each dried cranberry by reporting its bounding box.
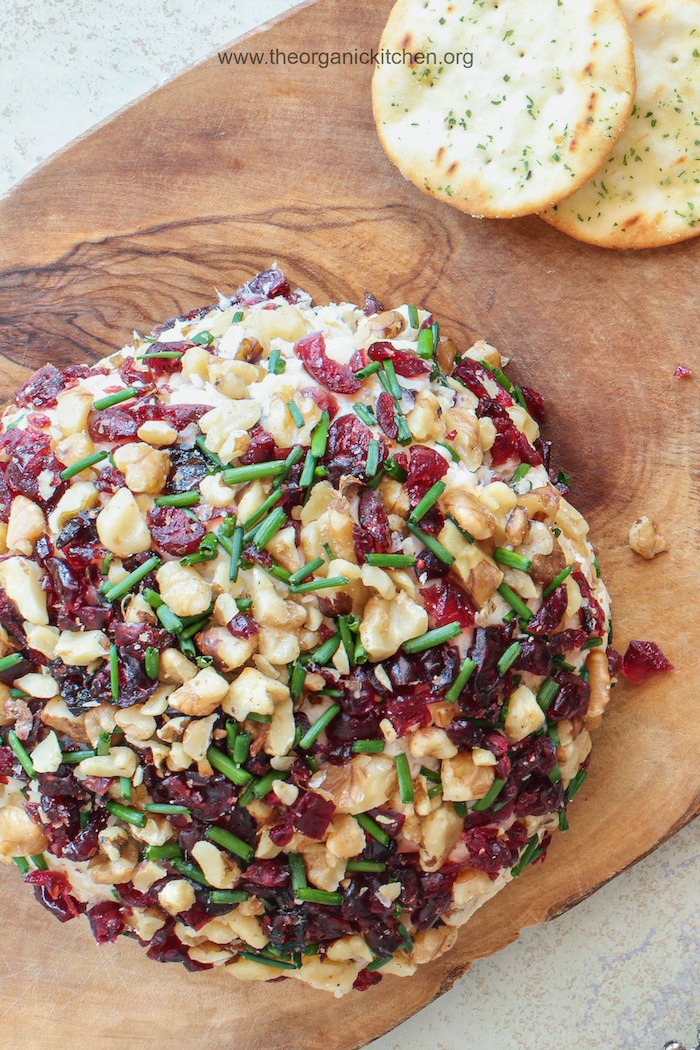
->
[148,505,205,556]
[514,779,564,817]
[607,647,622,677]
[375,391,398,440]
[405,446,449,507]
[300,386,339,419]
[148,771,238,822]
[142,341,190,376]
[112,622,172,655]
[384,645,458,699]
[236,425,275,465]
[621,641,673,684]
[573,573,606,636]
[25,870,84,922]
[420,581,474,630]
[358,487,390,547]
[0,588,29,648]
[146,923,212,970]
[452,358,492,400]
[519,385,545,423]
[354,968,383,991]
[323,414,386,484]
[62,808,108,862]
[295,332,361,394]
[15,365,64,409]
[363,291,385,316]
[548,629,587,656]
[367,341,430,378]
[528,585,567,636]
[88,408,139,443]
[674,364,692,379]
[165,444,208,492]
[385,696,431,737]
[2,427,65,505]
[94,466,125,494]
[241,859,290,890]
[549,670,591,720]
[415,547,451,580]
[513,636,552,676]
[293,793,335,839]
[412,869,458,931]
[462,827,519,875]
[226,614,258,639]
[88,901,125,944]
[236,268,291,304]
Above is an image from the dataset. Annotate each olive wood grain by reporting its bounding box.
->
[0,1,698,1047]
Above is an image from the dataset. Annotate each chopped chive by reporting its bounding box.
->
[170,859,211,888]
[497,641,522,676]
[403,621,461,654]
[154,491,200,507]
[453,801,468,818]
[366,439,380,478]
[232,310,244,324]
[552,656,576,673]
[13,856,30,875]
[59,450,109,481]
[226,721,238,757]
[354,813,391,847]
[209,889,248,904]
[408,480,446,525]
[494,548,533,573]
[536,678,559,712]
[253,506,287,551]
[233,732,251,765]
[136,350,183,360]
[582,636,604,650]
[288,557,325,586]
[566,769,587,802]
[195,435,224,469]
[180,531,219,567]
[578,666,590,684]
[236,597,252,612]
[558,810,569,832]
[353,403,377,427]
[511,835,542,878]
[548,725,561,748]
[420,766,441,784]
[311,412,331,457]
[543,566,573,598]
[238,951,298,971]
[472,778,507,812]
[252,769,289,801]
[431,321,439,349]
[207,746,253,786]
[142,835,183,860]
[299,450,317,488]
[354,640,368,664]
[120,777,132,801]
[351,739,385,754]
[511,463,531,484]
[346,859,386,873]
[407,305,419,329]
[106,800,146,828]
[287,401,304,427]
[408,523,455,567]
[290,662,307,701]
[144,646,160,680]
[222,462,287,485]
[436,441,460,463]
[338,615,356,667]
[103,556,161,603]
[100,553,113,576]
[445,513,475,545]
[446,657,477,704]
[549,765,562,785]
[428,783,442,800]
[267,348,286,374]
[309,634,341,667]
[497,583,533,621]
[366,956,391,972]
[417,327,434,359]
[296,888,343,907]
[382,359,402,400]
[298,705,340,749]
[247,713,272,724]
[7,730,35,778]
[109,645,119,701]
[60,749,97,765]
[191,330,213,346]
[383,456,408,482]
[394,753,414,804]
[0,653,23,674]
[288,851,308,896]
[205,825,254,864]
[354,361,381,381]
[143,803,191,815]
[92,386,140,411]
[29,853,48,871]
[395,410,412,446]
[593,558,601,578]
[97,730,112,757]
[178,614,209,642]
[322,542,336,561]
[229,526,243,582]
[289,576,349,595]
[9,688,29,699]
[143,588,183,634]
[364,553,416,568]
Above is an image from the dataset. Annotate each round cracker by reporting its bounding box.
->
[542,0,700,248]
[372,0,636,218]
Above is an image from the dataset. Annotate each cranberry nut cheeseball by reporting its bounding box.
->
[0,270,612,996]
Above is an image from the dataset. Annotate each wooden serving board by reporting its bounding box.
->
[0,1,698,1046]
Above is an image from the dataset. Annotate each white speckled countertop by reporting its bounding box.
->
[1,2,698,1047]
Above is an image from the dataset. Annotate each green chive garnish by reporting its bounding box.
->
[205,825,254,864]
[295,888,343,907]
[287,401,304,427]
[191,331,213,346]
[288,851,308,896]
[7,730,35,779]
[353,403,377,427]
[394,753,414,804]
[233,732,251,765]
[109,645,119,701]
[310,634,342,667]
[299,450,317,488]
[543,566,573,598]
[252,506,287,551]
[120,777,132,801]
[494,548,533,573]
[354,813,391,847]
[222,462,287,485]
[497,641,522,676]
[155,491,200,508]
[416,327,434,359]
[511,463,531,484]
[207,746,253,786]
[267,348,286,374]
[366,439,380,478]
[298,705,340,749]
[536,678,559,713]
[549,765,562,785]
[436,441,460,463]
[144,646,160,680]
[403,621,461,654]
[60,749,97,765]
[354,361,381,381]
[472,778,507,812]
[407,523,455,566]
[346,859,386,873]
[59,450,109,481]
[407,304,419,329]
[0,653,23,674]
[497,583,533,621]
[103,556,161,603]
[445,657,477,704]
[238,951,298,970]
[136,350,183,360]
[558,810,569,832]
[209,889,249,904]
[170,859,211,887]
[566,769,587,802]
[409,480,446,525]
[13,856,30,874]
[92,386,140,411]
[143,588,183,633]
[453,801,467,818]
[232,311,244,324]
[582,636,604,650]
[290,662,307,701]
[289,576,349,595]
[252,769,289,801]
[351,739,385,754]
[106,800,146,827]
[382,359,402,400]
[364,553,416,568]
[311,412,330,457]
[288,557,325,586]
[97,730,112,757]
[420,766,441,785]
[511,835,542,877]
[142,802,190,815]
[366,956,391,972]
